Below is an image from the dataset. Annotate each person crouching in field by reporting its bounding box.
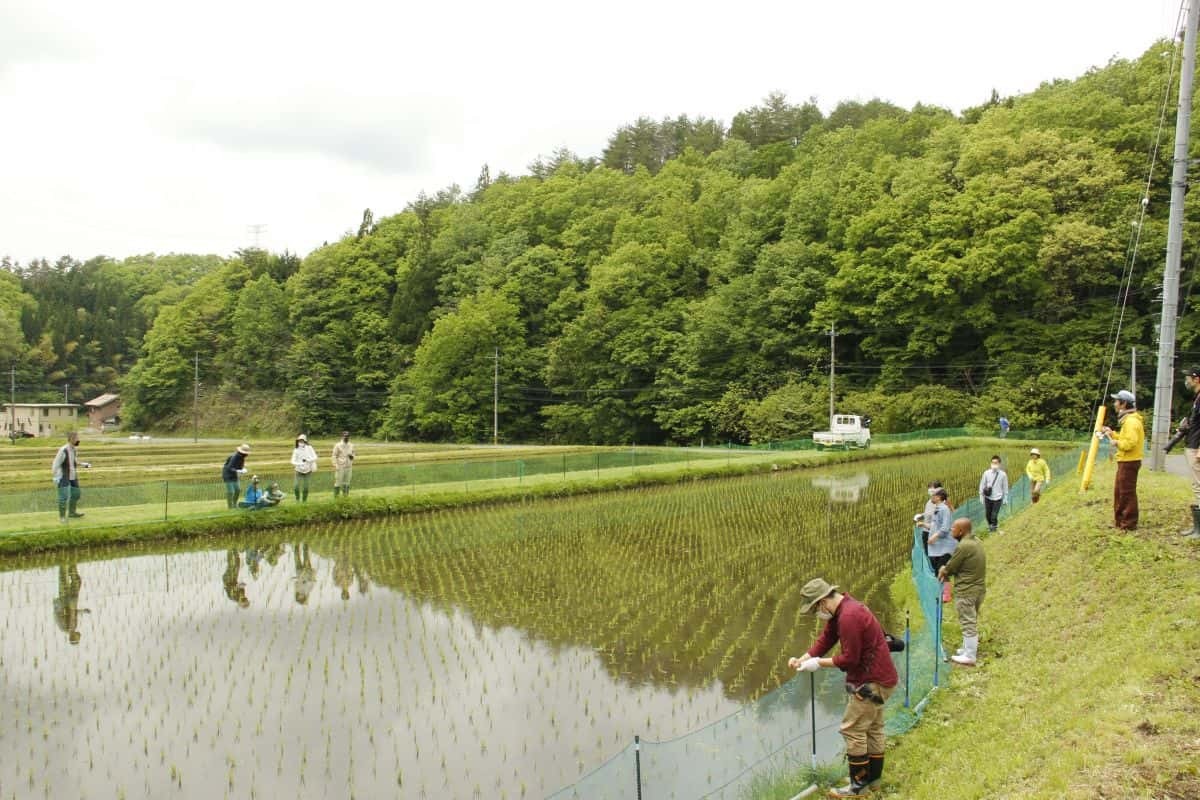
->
[1024,448,1051,504]
[788,579,898,797]
[939,518,987,666]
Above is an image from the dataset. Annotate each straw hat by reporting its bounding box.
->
[237,443,251,455]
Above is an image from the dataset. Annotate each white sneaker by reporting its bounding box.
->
[951,654,977,666]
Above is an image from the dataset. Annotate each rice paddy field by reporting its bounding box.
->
[0,445,1063,799]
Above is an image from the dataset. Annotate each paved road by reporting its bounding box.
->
[1164,452,1191,480]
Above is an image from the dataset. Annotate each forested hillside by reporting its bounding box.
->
[4,41,1197,444]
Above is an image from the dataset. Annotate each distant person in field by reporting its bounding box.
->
[939,518,986,666]
[266,481,285,506]
[51,431,91,523]
[788,578,898,797]
[291,434,318,502]
[978,455,1009,532]
[1100,390,1144,530]
[998,416,1010,438]
[221,550,249,608]
[1181,366,1200,540]
[331,430,355,497]
[1024,448,1051,504]
[53,562,89,644]
[221,443,251,509]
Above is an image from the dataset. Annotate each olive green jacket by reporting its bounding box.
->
[941,533,986,600]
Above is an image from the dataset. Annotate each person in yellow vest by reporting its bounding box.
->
[1100,390,1144,531]
[1024,448,1051,504]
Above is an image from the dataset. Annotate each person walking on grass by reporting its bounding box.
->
[1024,448,1051,504]
[788,579,898,797]
[331,430,355,497]
[52,431,91,523]
[1100,390,1144,531]
[291,434,318,502]
[221,443,251,509]
[978,455,1009,533]
[939,517,986,666]
[1179,366,1200,540]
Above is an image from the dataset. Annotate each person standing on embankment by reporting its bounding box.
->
[939,517,986,667]
[291,434,318,502]
[1100,390,1144,531]
[221,443,251,509]
[1179,366,1200,540]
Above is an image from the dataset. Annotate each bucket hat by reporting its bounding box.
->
[1029,448,1041,456]
[237,443,251,455]
[800,578,839,613]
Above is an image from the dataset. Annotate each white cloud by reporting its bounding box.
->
[0,0,1180,263]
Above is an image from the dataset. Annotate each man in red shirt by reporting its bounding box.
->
[788,578,899,798]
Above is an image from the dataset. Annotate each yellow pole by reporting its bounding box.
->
[1076,449,1086,475]
[1080,406,1107,491]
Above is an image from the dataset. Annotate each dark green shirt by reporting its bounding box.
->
[942,533,986,600]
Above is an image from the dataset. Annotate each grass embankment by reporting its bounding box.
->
[761,465,1200,800]
[0,437,1026,555]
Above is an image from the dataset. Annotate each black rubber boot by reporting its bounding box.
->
[866,753,884,791]
[1186,506,1200,540]
[828,756,871,797]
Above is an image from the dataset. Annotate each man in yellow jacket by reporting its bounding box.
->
[1100,389,1144,530]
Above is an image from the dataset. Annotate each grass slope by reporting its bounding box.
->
[849,466,1200,799]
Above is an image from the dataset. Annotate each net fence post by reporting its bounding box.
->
[634,735,643,800]
[163,480,169,521]
[933,588,943,687]
[904,610,911,708]
[810,671,817,770]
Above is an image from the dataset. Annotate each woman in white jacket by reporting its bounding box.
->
[291,434,318,502]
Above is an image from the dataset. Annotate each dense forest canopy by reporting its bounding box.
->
[5,41,1200,444]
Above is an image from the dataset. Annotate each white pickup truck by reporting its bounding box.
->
[812,414,871,450]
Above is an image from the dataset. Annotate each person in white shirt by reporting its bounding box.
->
[978,455,1010,533]
[291,434,318,502]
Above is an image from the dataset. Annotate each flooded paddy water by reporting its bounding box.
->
[0,447,1041,798]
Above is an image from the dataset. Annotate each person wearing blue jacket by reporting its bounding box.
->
[978,455,1010,533]
[239,475,270,509]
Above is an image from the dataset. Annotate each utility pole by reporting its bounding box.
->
[826,324,836,423]
[492,347,499,446]
[193,353,200,444]
[247,223,267,249]
[1152,1,1200,470]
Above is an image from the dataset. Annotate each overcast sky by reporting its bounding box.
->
[0,0,1181,265]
